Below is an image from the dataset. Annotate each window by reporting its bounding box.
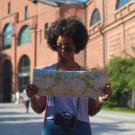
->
[3,24,13,49]
[18,55,30,92]
[116,0,131,9]
[44,23,48,38]
[8,2,11,14]
[25,6,29,20]
[18,26,31,45]
[91,9,101,26]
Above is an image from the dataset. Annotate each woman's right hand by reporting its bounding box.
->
[26,84,38,98]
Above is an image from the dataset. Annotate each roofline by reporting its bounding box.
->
[32,0,86,7]
[32,0,58,7]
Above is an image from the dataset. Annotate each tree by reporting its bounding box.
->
[106,57,135,109]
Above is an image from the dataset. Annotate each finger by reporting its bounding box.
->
[105,84,112,95]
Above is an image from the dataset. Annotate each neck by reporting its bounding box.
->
[58,58,79,71]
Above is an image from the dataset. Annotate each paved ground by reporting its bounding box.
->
[0,103,135,135]
[90,111,135,135]
[0,103,43,135]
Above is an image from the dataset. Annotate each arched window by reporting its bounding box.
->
[25,6,29,20]
[116,0,130,9]
[3,24,13,49]
[91,9,101,26]
[18,26,31,45]
[8,2,11,14]
[18,55,30,92]
[44,23,49,38]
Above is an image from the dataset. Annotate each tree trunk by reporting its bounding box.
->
[131,90,135,109]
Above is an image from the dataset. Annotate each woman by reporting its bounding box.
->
[26,18,112,135]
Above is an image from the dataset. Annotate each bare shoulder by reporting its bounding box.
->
[43,63,58,70]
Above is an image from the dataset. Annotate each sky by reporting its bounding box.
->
[77,0,88,2]
[36,0,89,6]
[42,0,89,3]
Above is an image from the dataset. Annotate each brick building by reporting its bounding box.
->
[0,0,135,102]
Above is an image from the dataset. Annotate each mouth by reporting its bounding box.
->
[59,51,69,58]
[59,52,65,57]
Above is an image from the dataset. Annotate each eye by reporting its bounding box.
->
[56,43,62,46]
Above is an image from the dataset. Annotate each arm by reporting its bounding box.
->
[30,95,46,114]
[88,83,112,117]
[88,98,103,117]
[26,84,46,114]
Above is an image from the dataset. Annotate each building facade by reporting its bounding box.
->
[86,0,135,68]
[0,0,135,102]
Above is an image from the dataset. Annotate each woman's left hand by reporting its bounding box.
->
[99,83,112,103]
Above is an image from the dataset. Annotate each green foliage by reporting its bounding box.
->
[103,106,135,114]
[106,57,135,107]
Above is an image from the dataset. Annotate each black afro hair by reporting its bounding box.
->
[47,18,88,54]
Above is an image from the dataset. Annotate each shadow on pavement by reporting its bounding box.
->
[0,116,43,123]
[0,104,44,135]
[0,112,27,115]
[0,122,43,135]
[91,121,131,135]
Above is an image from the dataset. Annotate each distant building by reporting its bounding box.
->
[0,0,135,102]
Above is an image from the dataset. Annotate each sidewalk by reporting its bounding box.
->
[1,103,135,135]
[0,103,44,135]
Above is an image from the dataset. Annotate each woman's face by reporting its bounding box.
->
[56,35,75,60]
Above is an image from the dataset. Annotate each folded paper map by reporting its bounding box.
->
[33,69,107,97]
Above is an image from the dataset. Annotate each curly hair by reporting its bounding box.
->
[47,18,88,54]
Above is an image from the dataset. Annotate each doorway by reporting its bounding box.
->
[2,60,12,102]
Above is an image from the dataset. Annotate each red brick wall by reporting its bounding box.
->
[0,0,86,100]
[86,0,135,68]
[36,3,59,69]
[86,0,104,68]
[1,0,135,101]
